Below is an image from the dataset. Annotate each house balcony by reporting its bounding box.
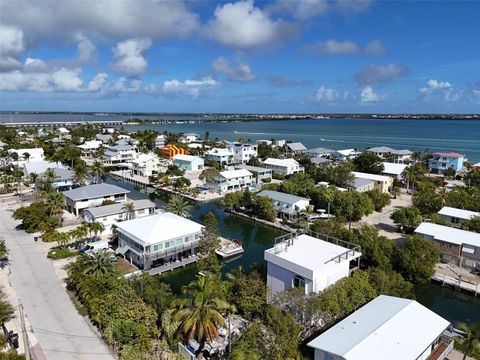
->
[425,335,454,360]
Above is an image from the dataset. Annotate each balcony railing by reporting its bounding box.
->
[425,335,454,360]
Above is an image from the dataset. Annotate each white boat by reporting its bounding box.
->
[215,239,244,258]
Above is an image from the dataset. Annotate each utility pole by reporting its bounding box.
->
[19,304,30,360]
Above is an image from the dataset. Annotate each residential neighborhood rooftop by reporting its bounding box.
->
[235,164,272,172]
[438,206,479,220]
[173,154,201,161]
[218,169,252,179]
[257,190,309,205]
[367,146,412,155]
[432,152,464,158]
[62,183,130,201]
[382,162,407,176]
[84,199,156,218]
[23,160,66,175]
[115,212,203,245]
[352,171,392,182]
[286,142,307,151]
[265,234,360,279]
[415,222,480,247]
[350,177,374,188]
[263,158,298,166]
[307,295,450,360]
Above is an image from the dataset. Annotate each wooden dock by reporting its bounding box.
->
[432,268,480,296]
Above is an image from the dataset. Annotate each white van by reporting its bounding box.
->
[81,240,109,255]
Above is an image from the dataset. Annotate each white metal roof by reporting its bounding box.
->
[23,160,66,175]
[131,153,157,165]
[115,212,203,245]
[353,171,391,182]
[263,158,298,167]
[257,190,309,205]
[286,142,307,151]
[173,154,202,162]
[438,206,479,220]
[62,183,129,201]
[84,199,156,218]
[206,148,233,156]
[264,234,360,280]
[308,295,450,360]
[382,162,407,176]
[415,222,480,247]
[218,169,252,179]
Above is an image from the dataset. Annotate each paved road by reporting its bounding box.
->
[0,208,115,360]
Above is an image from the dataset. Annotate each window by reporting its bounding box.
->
[185,236,190,243]
[195,234,200,240]
[165,241,171,249]
[293,275,305,289]
[176,238,183,246]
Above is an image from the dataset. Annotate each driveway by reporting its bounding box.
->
[0,208,115,360]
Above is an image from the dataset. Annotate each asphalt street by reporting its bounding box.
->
[0,207,115,360]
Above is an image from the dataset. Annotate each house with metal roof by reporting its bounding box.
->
[349,177,375,193]
[311,157,332,166]
[307,295,452,360]
[429,152,465,174]
[265,231,361,297]
[84,199,156,235]
[95,134,112,143]
[366,146,413,163]
[415,222,480,269]
[103,144,138,165]
[173,154,204,171]
[382,162,407,180]
[438,206,479,227]
[131,153,163,177]
[335,148,361,161]
[257,190,310,215]
[115,212,203,269]
[263,158,304,176]
[306,147,334,158]
[212,169,253,193]
[226,142,258,164]
[179,133,200,144]
[235,164,272,184]
[77,140,102,157]
[352,171,393,194]
[205,148,235,166]
[8,148,44,164]
[62,183,130,216]
[285,142,307,157]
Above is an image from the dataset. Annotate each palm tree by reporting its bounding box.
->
[22,152,31,162]
[88,221,105,241]
[402,165,417,192]
[28,172,38,190]
[122,201,135,220]
[82,250,115,277]
[90,160,105,184]
[73,165,88,186]
[167,195,192,218]
[54,231,70,248]
[455,322,480,360]
[173,276,233,347]
[70,224,88,248]
[45,192,65,217]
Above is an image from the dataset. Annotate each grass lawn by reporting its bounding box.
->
[115,257,137,274]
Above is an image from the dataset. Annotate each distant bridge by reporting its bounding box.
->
[1,120,126,128]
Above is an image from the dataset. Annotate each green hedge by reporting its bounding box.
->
[47,248,79,260]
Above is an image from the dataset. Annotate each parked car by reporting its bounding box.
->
[81,240,109,255]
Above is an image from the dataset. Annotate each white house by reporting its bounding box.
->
[131,153,162,177]
[335,149,360,161]
[38,167,75,191]
[115,212,203,270]
[173,154,204,171]
[415,222,480,269]
[257,190,310,216]
[349,178,375,193]
[307,295,452,360]
[438,206,479,227]
[306,147,334,158]
[235,164,272,184]
[265,231,361,297]
[155,134,166,147]
[23,160,66,176]
[352,171,393,194]
[263,158,303,176]
[382,162,407,180]
[179,133,200,144]
[95,134,112,143]
[103,145,138,165]
[62,183,130,217]
[366,146,412,163]
[205,148,235,166]
[9,148,44,163]
[212,169,253,193]
[285,142,307,157]
[226,142,258,164]
[78,140,103,157]
[84,199,156,235]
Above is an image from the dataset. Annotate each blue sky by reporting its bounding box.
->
[0,0,479,113]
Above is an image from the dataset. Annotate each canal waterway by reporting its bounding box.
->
[106,176,480,326]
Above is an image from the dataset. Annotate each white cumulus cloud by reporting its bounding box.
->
[87,73,109,92]
[419,79,452,94]
[76,34,96,63]
[304,39,386,56]
[0,68,83,92]
[0,25,26,71]
[111,38,151,76]
[315,86,339,102]
[212,57,257,83]
[205,0,297,50]
[360,86,380,103]
[162,77,219,99]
